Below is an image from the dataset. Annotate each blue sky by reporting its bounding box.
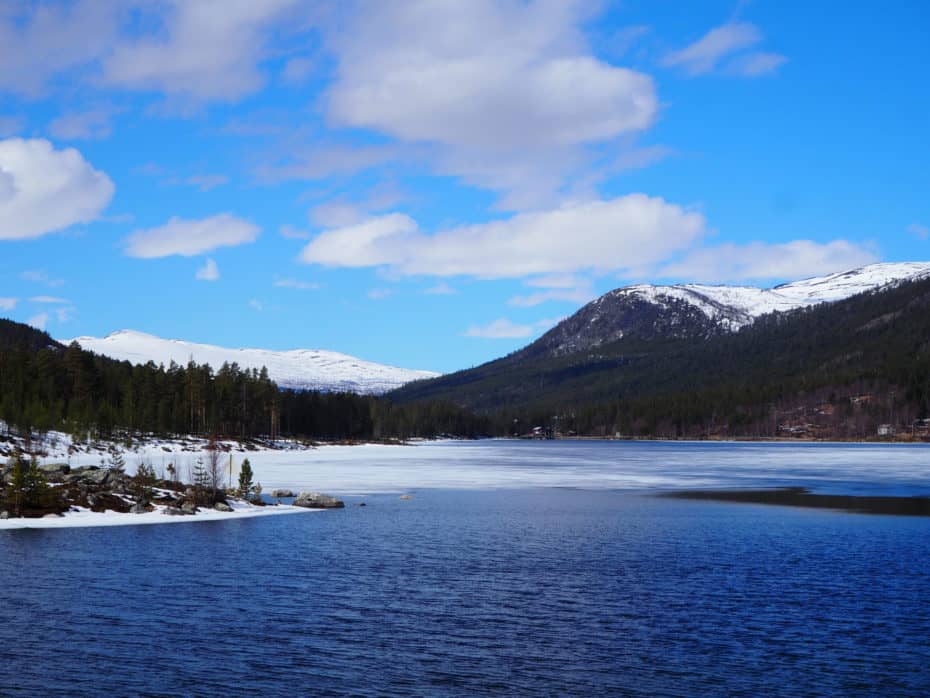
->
[0,0,927,373]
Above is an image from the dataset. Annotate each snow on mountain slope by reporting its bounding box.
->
[618,262,930,330]
[64,331,440,394]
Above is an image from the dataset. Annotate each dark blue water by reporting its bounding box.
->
[2,489,930,696]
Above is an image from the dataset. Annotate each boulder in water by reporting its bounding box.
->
[293,492,344,509]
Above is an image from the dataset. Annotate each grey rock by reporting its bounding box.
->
[130,501,149,514]
[181,501,198,515]
[213,502,233,512]
[293,492,345,509]
[0,511,8,519]
[39,463,70,480]
[164,507,187,516]
[42,513,63,519]
[271,489,294,498]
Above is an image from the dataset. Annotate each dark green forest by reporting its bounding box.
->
[392,277,930,439]
[0,320,490,443]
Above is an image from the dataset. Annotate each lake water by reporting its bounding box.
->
[3,441,930,696]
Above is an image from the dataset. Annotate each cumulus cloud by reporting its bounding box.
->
[195,258,220,281]
[300,195,705,279]
[324,1,658,207]
[0,138,114,240]
[101,0,303,103]
[124,213,259,258]
[664,22,784,77]
[0,297,17,311]
[657,240,878,283]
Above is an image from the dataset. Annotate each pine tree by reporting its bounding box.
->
[237,458,254,499]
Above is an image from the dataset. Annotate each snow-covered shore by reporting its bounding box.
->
[0,500,319,530]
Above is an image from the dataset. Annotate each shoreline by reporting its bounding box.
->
[0,500,321,531]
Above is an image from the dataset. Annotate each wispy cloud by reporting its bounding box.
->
[21,270,64,287]
[29,295,70,304]
[28,312,49,330]
[124,214,259,258]
[664,22,785,77]
[248,299,263,311]
[0,297,18,311]
[463,317,556,339]
[657,240,878,283]
[907,223,929,240]
[195,258,220,281]
[274,278,318,290]
[367,288,394,300]
[185,174,230,192]
[424,282,457,296]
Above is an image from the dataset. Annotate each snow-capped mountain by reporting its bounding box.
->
[64,330,440,395]
[528,262,930,356]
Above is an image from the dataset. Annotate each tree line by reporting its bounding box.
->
[0,321,490,443]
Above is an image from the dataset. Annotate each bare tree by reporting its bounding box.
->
[205,434,223,503]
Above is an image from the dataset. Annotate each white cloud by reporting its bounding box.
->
[48,107,117,140]
[124,213,259,258]
[730,52,788,77]
[424,283,457,296]
[324,1,658,207]
[0,297,17,311]
[300,195,705,279]
[274,278,318,290]
[186,174,230,191]
[463,317,556,339]
[0,0,120,97]
[907,223,929,240]
[28,312,49,330]
[101,0,303,103]
[0,138,114,240]
[664,22,784,77]
[658,240,878,282]
[309,201,366,228]
[30,296,70,304]
[195,258,220,281]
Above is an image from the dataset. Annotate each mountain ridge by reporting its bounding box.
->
[64,330,439,395]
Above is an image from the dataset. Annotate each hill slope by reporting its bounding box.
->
[392,271,930,438]
[66,330,439,395]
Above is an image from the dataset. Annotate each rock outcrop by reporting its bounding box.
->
[293,492,344,509]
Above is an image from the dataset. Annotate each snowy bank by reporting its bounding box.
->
[0,500,320,530]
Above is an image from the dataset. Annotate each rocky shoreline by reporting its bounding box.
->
[1,460,344,523]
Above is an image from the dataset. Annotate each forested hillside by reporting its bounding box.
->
[392,278,930,439]
[0,320,488,442]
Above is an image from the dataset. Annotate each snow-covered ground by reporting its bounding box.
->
[0,499,318,530]
[617,262,930,330]
[64,330,439,394]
